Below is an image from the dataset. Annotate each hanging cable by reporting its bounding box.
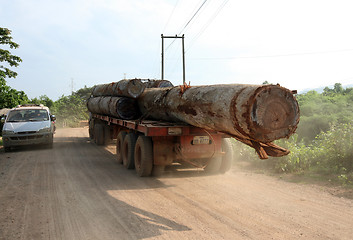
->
[178,0,208,35]
[188,49,353,60]
[162,0,180,33]
[187,0,230,52]
[152,0,180,79]
[165,0,209,52]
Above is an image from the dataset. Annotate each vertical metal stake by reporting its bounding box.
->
[161,34,164,80]
[182,34,185,85]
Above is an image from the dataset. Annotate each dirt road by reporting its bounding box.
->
[0,128,352,240]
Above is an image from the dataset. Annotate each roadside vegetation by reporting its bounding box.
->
[236,83,353,187]
[0,88,92,129]
[29,86,93,128]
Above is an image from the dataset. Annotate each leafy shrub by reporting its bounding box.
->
[51,86,92,128]
[312,123,353,173]
[296,115,332,143]
[270,135,313,173]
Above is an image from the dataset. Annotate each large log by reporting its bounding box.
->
[91,79,173,98]
[91,79,146,98]
[142,79,174,88]
[137,84,299,143]
[87,96,140,120]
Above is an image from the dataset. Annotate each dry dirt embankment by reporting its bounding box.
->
[0,128,352,239]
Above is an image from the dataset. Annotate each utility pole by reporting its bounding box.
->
[70,78,74,94]
[161,34,186,85]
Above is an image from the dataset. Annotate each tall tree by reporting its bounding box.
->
[0,27,26,108]
[333,83,343,94]
[29,95,54,109]
[0,27,22,84]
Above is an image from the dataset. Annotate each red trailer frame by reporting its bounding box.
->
[90,113,233,177]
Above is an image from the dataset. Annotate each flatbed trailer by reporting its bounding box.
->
[89,113,234,177]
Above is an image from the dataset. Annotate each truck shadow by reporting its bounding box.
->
[51,135,192,239]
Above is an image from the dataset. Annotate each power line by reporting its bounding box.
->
[188,49,353,60]
[161,0,210,80]
[165,0,209,52]
[165,37,178,52]
[187,0,230,52]
[162,0,180,33]
[152,1,181,79]
[178,0,208,35]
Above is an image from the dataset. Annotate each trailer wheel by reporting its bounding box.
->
[103,125,112,145]
[122,133,137,169]
[204,157,222,174]
[89,119,95,139]
[94,123,105,145]
[116,131,127,164]
[219,138,233,173]
[134,135,153,177]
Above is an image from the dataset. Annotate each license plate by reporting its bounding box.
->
[193,136,210,145]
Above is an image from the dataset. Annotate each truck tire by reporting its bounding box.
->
[94,123,105,145]
[134,135,153,177]
[103,125,112,145]
[122,133,137,169]
[4,147,11,152]
[89,119,95,139]
[204,157,222,174]
[219,138,233,173]
[116,131,127,164]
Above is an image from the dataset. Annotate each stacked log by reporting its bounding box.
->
[142,79,174,88]
[91,79,174,98]
[87,96,140,120]
[87,79,173,119]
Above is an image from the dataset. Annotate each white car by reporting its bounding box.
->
[1,104,56,152]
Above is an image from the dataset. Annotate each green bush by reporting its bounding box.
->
[270,135,312,173]
[51,86,92,128]
[313,123,353,173]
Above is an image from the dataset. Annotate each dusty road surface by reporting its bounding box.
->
[0,128,352,240]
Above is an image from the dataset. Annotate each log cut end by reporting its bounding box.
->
[127,79,146,98]
[249,85,300,142]
[116,97,140,120]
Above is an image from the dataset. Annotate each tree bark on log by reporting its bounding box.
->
[87,96,140,120]
[91,79,146,98]
[91,79,173,98]
[142,80,174,88]
[137,84,299,143]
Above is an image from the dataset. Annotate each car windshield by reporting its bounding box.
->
[7,109,49,122]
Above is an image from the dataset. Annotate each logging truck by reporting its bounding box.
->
[89,113,234,177]
[87,79,299,177]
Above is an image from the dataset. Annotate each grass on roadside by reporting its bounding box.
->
[230,132,353,200]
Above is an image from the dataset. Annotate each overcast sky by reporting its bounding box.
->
[1,0,353,100]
